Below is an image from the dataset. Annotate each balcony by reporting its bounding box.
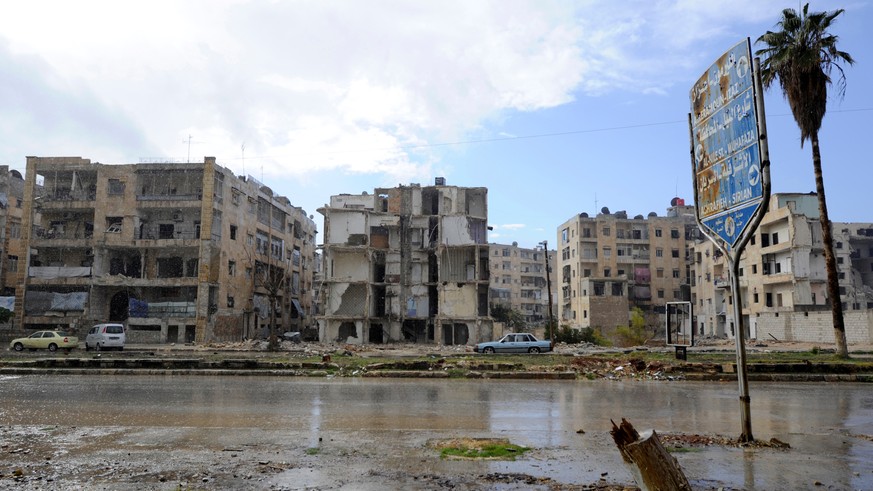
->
[32,226,93,240]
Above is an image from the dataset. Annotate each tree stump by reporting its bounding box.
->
[610,418,691,491]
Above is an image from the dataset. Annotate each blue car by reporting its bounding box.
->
[474,333,552,354]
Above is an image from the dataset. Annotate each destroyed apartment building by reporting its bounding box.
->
[317,179,493,345]
[14,156,317,343]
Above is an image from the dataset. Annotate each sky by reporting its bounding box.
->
[1,0,871,249]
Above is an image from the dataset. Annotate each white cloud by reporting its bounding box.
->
[0,0,797,184]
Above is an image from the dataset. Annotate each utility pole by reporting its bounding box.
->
[541,241,554,346]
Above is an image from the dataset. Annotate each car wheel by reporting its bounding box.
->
[48,343,58,352]
[85,343,91,351]
[95,343,102,352]
[528,347,541,354]
[13,342,23,352]
[483,347,495,354]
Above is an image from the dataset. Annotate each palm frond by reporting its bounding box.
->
[754,2,854,145]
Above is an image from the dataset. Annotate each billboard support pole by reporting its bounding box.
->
[729,255,753,441]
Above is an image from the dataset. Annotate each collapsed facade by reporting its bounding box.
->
[15,156,317,343]
[317,180,493,345]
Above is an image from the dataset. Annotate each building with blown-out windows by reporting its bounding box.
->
[317,179,493,345]
[14,156,317,343]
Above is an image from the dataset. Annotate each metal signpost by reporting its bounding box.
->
[689,38,771,442]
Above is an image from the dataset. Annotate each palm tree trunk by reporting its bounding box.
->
[811,131,849,358]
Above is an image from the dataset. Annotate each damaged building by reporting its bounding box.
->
[317,179,493,345]
[692,192,873,343]
[15,156,317,343]
[488,242,557,326]
[0,166,26,307]
[556,199,698,339]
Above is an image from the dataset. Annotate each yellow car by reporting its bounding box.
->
[10,331,79,353]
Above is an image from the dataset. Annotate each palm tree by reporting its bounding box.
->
[756,4,854,358]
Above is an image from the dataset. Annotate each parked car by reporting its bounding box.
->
[474,333,553,354]
[10,331,79,353]
[85,323,126,351]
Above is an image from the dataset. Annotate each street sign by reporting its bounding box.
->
[690,39,763,250]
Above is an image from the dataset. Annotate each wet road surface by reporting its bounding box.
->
[1,375,872,490]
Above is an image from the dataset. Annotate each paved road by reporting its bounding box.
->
[1,375,872,490]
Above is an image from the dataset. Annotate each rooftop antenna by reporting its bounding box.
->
[182,135,205,163]
[241,142,246,175]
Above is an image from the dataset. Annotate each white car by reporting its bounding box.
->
[85,323,126,351]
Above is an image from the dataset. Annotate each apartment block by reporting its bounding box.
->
[691,193,873,343]
[488,242,556,326]
[16,156,317,343]
[317,180,492,345]
[0,166,25,303]
[556,199,698,337]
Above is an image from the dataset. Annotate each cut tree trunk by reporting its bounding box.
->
[610,418,691,491]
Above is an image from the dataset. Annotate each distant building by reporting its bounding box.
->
[16,156,317,343]
[488,241,556,326]
[555,199,698,338]
[317,179,493,345]
[0,166,25,305]
[691,193,873,343]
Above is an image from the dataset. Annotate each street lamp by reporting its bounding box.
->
[540,241,554,347]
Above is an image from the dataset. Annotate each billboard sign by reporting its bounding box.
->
[690,39,763,250]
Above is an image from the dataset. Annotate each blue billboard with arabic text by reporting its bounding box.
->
[690,39,763,250]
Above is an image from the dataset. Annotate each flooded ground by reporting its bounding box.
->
[1,375,871,490]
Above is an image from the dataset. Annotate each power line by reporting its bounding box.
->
[222,107,872,162]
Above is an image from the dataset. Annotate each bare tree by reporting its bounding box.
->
[254,259,287,351]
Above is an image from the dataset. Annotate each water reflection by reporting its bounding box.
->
[1,375,871,489]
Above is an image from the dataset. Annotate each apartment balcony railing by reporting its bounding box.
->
[33,227,93,240]
[136,229,201,240]
[40,190,97,202]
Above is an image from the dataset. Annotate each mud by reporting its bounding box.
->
[2,375,872,490]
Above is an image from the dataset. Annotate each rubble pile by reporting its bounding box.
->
[660,433,791,449]
[569,357,685,381]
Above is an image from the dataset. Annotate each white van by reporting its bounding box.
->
[85,323,126,351]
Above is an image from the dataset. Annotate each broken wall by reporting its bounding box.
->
[465,189,487,218]
[329,194,375,210]
[327,283,367,316]
[439,283,478,317]
[331,252,369,282]
[324,319,364,344]
[440,248,476,281]
[404,285,429,318]
[327,211,368,245]
[440,216,478,246]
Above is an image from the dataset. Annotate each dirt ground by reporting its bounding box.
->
[0,424,637,491]
[3,337,870,490]
[193,336,873,359]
